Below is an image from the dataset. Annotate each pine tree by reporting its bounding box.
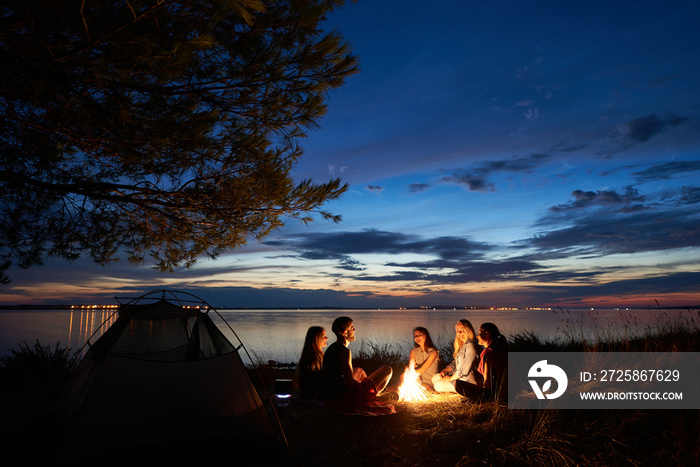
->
[0,0,357,281]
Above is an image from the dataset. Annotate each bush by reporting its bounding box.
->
[0,340,78,397]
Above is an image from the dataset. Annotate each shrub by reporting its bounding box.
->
[0,340,78,397]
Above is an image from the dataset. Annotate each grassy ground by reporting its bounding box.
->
[260,362,699,466]
[2,308,699,466]
[274,394,699,466]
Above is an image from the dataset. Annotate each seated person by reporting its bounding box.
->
[296,326,328,399]
[432,320,480,392]
[455,322,508,402]
[408,326,439,390]
[319,317,393,404]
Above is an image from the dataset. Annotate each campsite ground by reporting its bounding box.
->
[263,369,700,467]
[2,377,698,467]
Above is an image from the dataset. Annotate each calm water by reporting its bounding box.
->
[0,307,692,364]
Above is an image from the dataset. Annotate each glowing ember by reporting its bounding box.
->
[398,367,429,402]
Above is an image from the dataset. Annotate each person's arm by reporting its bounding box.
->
[444,345,464,381]
[481,355,492,390]
[449,343,476,381]
[340,346,358,388]
[447,369,461,382]
[460,342,477,378]
[439,358,455,378]
[415,349,438,376]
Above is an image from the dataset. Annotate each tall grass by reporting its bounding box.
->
[511,306,700,352]
[494,306,700,466]
[0,340,78,398]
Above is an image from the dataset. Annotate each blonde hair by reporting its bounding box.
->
[453,319,476,358]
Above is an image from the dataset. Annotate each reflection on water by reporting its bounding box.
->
[1,307,693,364]
[0,308,118,358]
[67,308,119,355]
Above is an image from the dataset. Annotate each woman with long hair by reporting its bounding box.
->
[456,322,509,402]
[432,319,480,393]
[408,326,439,390]
[297,326,328,399]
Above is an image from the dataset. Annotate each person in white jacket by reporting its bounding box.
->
[432,319,481,392]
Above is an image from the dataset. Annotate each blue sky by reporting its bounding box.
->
[2,0,700,308]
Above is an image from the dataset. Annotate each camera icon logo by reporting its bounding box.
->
[528,360,568,399]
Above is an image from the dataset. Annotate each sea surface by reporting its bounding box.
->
[0,307,693,364]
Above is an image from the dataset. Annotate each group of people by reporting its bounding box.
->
[296,316,509,405]
[298,316,393,405]
[432,320,509,402]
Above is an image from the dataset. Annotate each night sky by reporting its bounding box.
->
[2,0,699,308]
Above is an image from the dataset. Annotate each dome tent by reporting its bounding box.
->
[56,289,288,464]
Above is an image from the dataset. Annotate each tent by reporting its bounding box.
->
[56,290,288,464]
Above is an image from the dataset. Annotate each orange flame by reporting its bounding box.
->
[398,367,429,402]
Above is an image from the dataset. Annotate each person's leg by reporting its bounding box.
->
[353,367,367,382]
[368,365,393,393]
[432,373,457,393]
[455,380,488,401]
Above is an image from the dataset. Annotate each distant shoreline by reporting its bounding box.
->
[0,304,511,311]
[1,304,698,311]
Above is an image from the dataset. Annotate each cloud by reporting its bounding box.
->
[529,207,700,256]
[266,229,493,276]
[523,108,539,122]
[338,257,366,271]
[440,171,495,192]
[516,58,543,80]
[439,153,552,192]
[268,229,549,285]
[366,185,384,194]
[615,114,688,144]
[586,271,700,296]
[633,161,700,182]
[649,74,681,88]
[408,183,431,193]
[526,271,700,304]
[446,260,543,282]
[549,186,647,213]
[480,153,550,173]
[378,258,543,284]
[679,186,700,205]
[328,164,349,175]
[273,229,489,260]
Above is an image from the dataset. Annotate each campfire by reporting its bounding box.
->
[397,367,429,402]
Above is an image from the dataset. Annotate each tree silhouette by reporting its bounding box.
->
[0,0,356,281]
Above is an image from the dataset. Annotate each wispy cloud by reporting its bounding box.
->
[523,108,539,122]
[269,229,489,261]
[633,161,700,181]
[616,114,687,143]
[530,207,700,255]
[424,153,553,193]
[408,183,430,193]
[440,171,495,192]
[548,186,647,214]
